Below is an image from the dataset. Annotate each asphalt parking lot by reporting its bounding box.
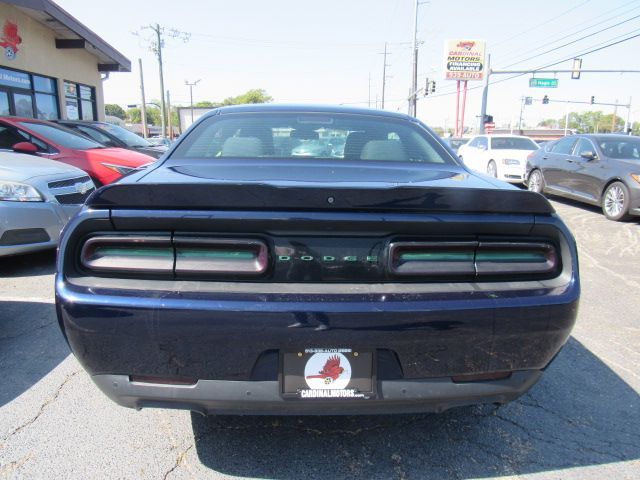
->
[0,197,639,480]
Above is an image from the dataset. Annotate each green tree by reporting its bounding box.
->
[222,89,273,106]
[105,104,126,120]
[537,118,559,128]
[126,107,161,126]
[194,100,221,108]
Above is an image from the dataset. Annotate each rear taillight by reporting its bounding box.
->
[389,240,559,280]
[80,235,269,277]
[174,237,268,276]
[80,236,173,273]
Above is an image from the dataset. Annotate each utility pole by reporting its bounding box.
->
[137,24,190,138]
[479,54,491,134]
[138,58,148,138]
[185,79,201,123]
[409,0,419,116]
[380,43,390,109]
[612,99,618,132]
[625,97,632,133]
[166,90,172,139]
[368,73,371,108]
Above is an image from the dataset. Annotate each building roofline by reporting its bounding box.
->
[4,0,131,72]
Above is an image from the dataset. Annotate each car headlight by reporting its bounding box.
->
[101,163,136,176]
[501,158,520,165]
[0,181,44,202]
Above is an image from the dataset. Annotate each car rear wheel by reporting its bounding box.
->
[602,181,632,221]
[487,160,497,178]
[527,170,545,194]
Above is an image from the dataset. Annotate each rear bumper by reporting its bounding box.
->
[93,370,542,415]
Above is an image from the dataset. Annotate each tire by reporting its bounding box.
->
[527,169,545,194]
[487,160,497,178]
[602,181,632,221]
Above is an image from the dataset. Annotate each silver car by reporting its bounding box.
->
[0,152,95,256]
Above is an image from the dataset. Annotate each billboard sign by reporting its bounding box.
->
[444,39,486,81]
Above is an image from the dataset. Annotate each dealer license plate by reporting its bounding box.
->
[281,348,375,399]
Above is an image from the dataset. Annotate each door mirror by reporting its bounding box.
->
[580,150,596,160]
[12,142,39,154]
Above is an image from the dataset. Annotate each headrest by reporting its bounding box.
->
[221,136,263,157]
[360,140,409,161]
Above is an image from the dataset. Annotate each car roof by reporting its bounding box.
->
[200,104,417,122]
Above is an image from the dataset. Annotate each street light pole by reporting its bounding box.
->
[138,58,148,138]
[185,79,201,123]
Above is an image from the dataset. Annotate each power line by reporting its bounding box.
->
[500,13,640,69]
[496,0,640,64]
[491,0,592,49]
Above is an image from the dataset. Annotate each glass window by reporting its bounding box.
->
[35,93,59,120]
[18,121,103,150]
[79,85,93,100]
[172,113,454,164]
[467,137,478,147]
[81,100,95,121]
[598,138,640,160]
[33,76,55,94]
[490,137,538,150]
[573,138,595,156]
[0,92,9,116]
[477,137,488,149]
[14,93,34,118]
[0,124,27,149]
[66,97,79,120]
[94,123,151,147]
[552,137,577,154]
[75,125,118,147]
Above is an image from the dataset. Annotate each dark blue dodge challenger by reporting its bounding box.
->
[55,105,580,415]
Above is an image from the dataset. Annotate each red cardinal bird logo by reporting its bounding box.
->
[1,21,22,60]
[305,355,344,384]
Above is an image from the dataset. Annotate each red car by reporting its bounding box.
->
[0,117,154,185]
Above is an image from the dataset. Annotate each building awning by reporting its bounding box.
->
[4,0,131,72]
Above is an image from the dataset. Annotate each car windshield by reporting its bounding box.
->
[447,139,467,149]
[95,123,152,148]
[597,138,640,159]
[18,122,103,150]
[172,113,453,164]
[491,137,538,150]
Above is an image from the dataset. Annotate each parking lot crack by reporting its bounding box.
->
[162,444,193,480]
[3,370,81,441]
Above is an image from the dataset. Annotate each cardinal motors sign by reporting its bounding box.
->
[444,39,486,81]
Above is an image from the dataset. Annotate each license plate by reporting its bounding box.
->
[281,348,375,399]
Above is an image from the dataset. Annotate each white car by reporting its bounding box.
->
[457,135,539,184]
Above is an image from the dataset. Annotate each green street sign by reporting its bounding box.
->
[529,78,559,88]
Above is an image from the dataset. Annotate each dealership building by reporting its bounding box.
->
[0,0,129,122]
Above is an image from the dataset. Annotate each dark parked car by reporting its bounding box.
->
[443,137,467,154]
[55,120,167,159]
[56,105,579,416]
[526,134,640,221]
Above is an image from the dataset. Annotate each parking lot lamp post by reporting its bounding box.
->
[185,79,201,123]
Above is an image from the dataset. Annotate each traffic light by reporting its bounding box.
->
[591,96,595,104]
[430,80,436,94]
[542,95,549,105]
[483,114,494,124]
[424,78,430,96]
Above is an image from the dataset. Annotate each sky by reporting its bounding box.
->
[54,0,640,131]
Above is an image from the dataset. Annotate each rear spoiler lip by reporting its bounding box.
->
[86,183,555,215]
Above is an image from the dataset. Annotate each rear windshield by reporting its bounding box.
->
[490,137,538,150]
[95,123,151,148]
[171,113,453,164]
[19,122,103,150]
